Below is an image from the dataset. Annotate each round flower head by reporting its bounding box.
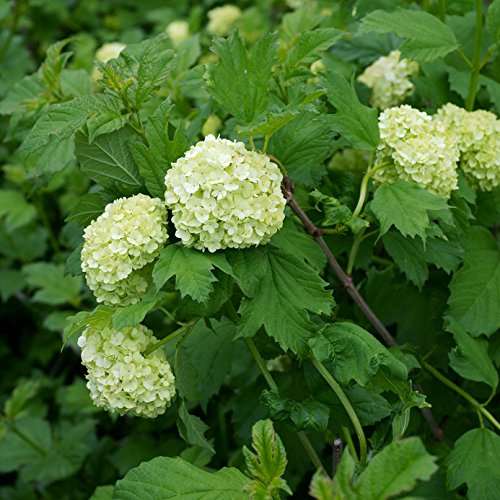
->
[207,5,242,36]
[81,194,168,305]
[164,135,286,252]
[165,20,190,44]
[435,103,500,191]
[78,323,176,418]
[375,105,459,198]
[92,42,126,81]
[358,51,419,109]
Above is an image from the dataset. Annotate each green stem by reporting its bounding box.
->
[262,134,270,154]
[351,162,387,219]
[422,361,500,431]
[439,0,447,21]
[346,228,366,275]
[311,356,367,465]
[465,0,483,111]
[244,337,328,476]
[248,135,255,150]
[341,426,359,463]
[158,306,176,323]
[456,47,473,69]
[143,321,196,356]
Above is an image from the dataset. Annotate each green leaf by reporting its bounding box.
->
[67,192,110,227]
[270,217,326,270]
[4,379,41,420]
[356,437,437,498]
[153,244,232,303]
[283,28,343,77]
[63,305,115,346]
[89,486,114,500]
[308,322,408,386]
[269,111,335,185]
[0,74,45,115]
[113,456,249,499]
[237,247,333,355]
[383,231,428,288]
[112,299,158,331]
[60,69,92,97]
[359,8,458,62]
[130,100,189,199]
[175,319,234,409]
[309,469,334,499]
[243,419,292,497]
[323,72,380,150]
[176,400,214,453]
[447,226,500,336]
[0,268,25,301]
[446,319,498,390]
[446,428,500,500]
[22,263,82,305]
[487,0,500,41]
[75,127,144,193]
[226,247,268,298]
[346,385,392,426]
[371,181,450,242]
[0,190,36,231]
[208,32,277,124]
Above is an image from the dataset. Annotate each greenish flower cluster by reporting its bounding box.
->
[78,323,176,418]
[81,194,168,306]
[164,135,286,252]
[375,105,460,198]
[206,5,242,36]
[435,103,500,191]
[358,51,419,110]
[165,20,190,44]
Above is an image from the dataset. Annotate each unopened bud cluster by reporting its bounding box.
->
[207,5,242,36]
[81,194,168,305]
[78,323,176,418]
[164,135,286,252]
[358,50,419,109]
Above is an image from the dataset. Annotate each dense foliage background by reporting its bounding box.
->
[0,0,499,498]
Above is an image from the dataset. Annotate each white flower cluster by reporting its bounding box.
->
[92,42,126,81]
[207,5,242,36]
[164,135,286,252]
[435,103,500,191]
[358,51,419,109]
[81,194,168,306]
[78,323,176,418]
[375,105,460,198]
[165,20,190,44]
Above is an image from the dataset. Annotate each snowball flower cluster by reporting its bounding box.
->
[165,20,190,44]
[78,323,176,418]
[207,5,242,36]
[92,42,126,81]
[358,51,419,109]
[375,105,459,198]
[435,103,500,191]
[164,135,286,252]
[81,194,168,305]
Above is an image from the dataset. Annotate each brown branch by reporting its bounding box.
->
[282,176,444,442]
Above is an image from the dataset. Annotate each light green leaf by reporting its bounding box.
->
[89,486,114,500]
[0,190,36,231]
[22,263,82,305]
[226,247,268,298]
[113,456,249,499]
[446,319,498,390]
[359,8,458,62]
[487,0,500,41]
[283,28,343,77]
[208,32,277,124]
[153,244,233,303]
[112,299,158,331]
[243,419,291,497]
[447,226,500,336]
[323,71,380,150]
[269,111,334,185]
[63,305,115,346]
[446,428,500,500]
[356,438,437,498]
[67,192,110,227]
[308,322,408,386]
[130,99,189,199]
[60,69,92,97]
[237,248,333,355]
[176,400,214,453]
[0,74,45,115]
[371,182,450,242]
[175,319,234,409]
[309,469,334,499]
[4,379,41,420]
[75,127,144,192]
